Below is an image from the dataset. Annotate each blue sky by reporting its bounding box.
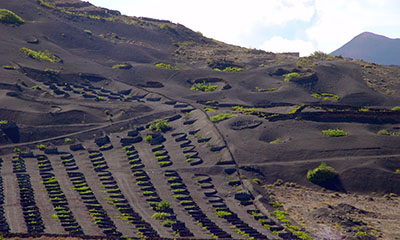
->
[87,0,400,56]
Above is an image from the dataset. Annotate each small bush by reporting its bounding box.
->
[0,120,8,125]
[155,201,171,211]
[311,93,340,101]
[322,129,347,137]
[84,29,92,35]
[152,212,171,220]
[149,119,171,132]
[155,63,179,70]
[64,138,72,143]
[222,66,243,72]
[216,210,232,218]
[13,148,21,153]
[307,162,337,184]
[36,144,47,150]
[269,138,284,144]
[268,201,283,208]
[161,219,176,227]
[204,107,216,112]
[2,65,17,70]
[273,210,290,224]
[377,129,390,136]
[251,178,262,185]
[158,161,171,167]
[283,72,301,82]
[20,47,60,63]
[210,113,237,123]
[112,63,131,69]
[190,81,218,92]
[0,9,24,24]
[392,106,400,111]
[142,135,152,144]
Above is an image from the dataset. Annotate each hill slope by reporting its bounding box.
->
[331,32,400,65]
[0,1,400,239]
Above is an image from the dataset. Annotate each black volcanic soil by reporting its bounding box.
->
[0,0,400,239]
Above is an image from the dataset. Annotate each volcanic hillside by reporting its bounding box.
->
[0,0,400,239]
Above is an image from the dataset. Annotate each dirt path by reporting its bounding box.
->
[2,155,26,233]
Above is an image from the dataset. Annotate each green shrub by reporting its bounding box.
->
[268,201,283,208]
[269,138,284,144]
[149,119,171,132]
[84,29,92,35]
[307,162,337,184]
[2,65,17,70]
[158,161,171,167]
[377,129,390,136]
[190,81,218,92]
[355,231,369,237]
[155,63,179,70]
[322,129,347,137]
[283,72,301,82]
[161,219,176,227]
[39,0,56,8]
[36,144,47,150]
[251,178,262,185]
[0,9,24,24]
[289,105,303,114]
[0,120,8,125]
[392,106,400,111]
[13,148,21,153]
[112,63,131,69]
[222,66,243,72]
[210,113,237,123]
[144,135,152,143]
[64,138,72,143]
[216,210,232,218]
[204,107,217,112]
[155,201,171,211]
[311,93,340,101]
[32,85,42,90]
[20,47,60,63]
[273,210,290,224]
[152,212,171,220]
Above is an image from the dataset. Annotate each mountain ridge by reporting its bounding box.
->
[331,31,400,65]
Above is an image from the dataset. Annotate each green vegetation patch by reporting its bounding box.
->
[112,63,131,69]
[322,129,347,137]
[307,162,337,184]
[0,9,24,24]
[149,119,171,132]
[152,212,171,220]
[377,129,400,136]
[283,72,301,82]
[190,81,218,92]
[2,65,17,70]
[0,120,8,125]
[20,47,60,63]
[269,138,284,144]
[84,29,92,35]
[204,107,216,112]
[288,105,304,114]
[210,113,237,123]
[311,93,340,101]
[391,106,400,111]
[216,210,232,218]
[155,62,179,70]
[222,66,243,72]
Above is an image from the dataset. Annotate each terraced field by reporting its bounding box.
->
[0,88,294,239]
